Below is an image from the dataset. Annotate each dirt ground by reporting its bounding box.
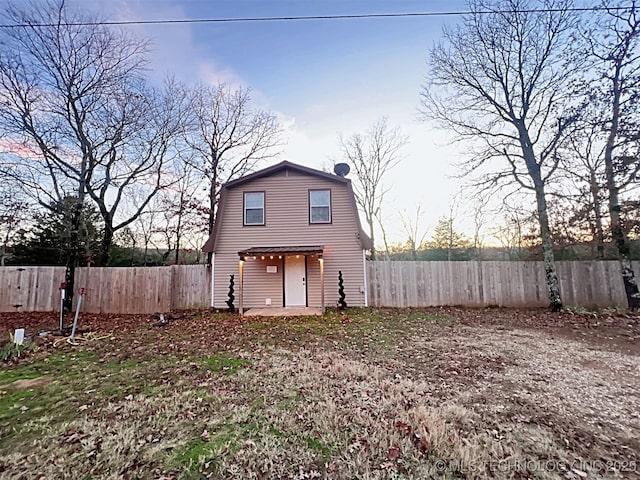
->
[0,307,639,479]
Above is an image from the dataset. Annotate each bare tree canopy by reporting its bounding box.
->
[0,0,184,308]
[338,117,407,259]
[84,78,190,265]
[584,0,640,307]
[0,0,148,207]
[557,114,609,258]
[185,82,283,249]
[399,204,429,261]
[0,182,30,266]
[421,0,580,310]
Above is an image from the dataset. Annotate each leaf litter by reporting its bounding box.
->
[0,307,638,479]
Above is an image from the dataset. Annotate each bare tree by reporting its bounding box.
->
[421,0,580,310]
[558,117,608,258]
[85,78,189,265]
[0,182,30,266]
[122,155,208,266]
[124,184,165,266]
[585,0,640,307]
[156,159,207,265]
[339,117,407,259]
[491,206,532,260]
[399,204,429,261]
[373,209,393,260]
[0,0,168,310]
[185,82,282,261]
[469,199,488,259]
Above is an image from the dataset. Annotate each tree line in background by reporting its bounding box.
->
[347,0,639,310]
[0,0,282,310]
[0,0,639,312]
[421,0,640,310]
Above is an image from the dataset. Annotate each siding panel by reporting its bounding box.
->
[213,169,366,309]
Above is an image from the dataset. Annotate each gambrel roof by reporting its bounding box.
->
[202,160,373,253]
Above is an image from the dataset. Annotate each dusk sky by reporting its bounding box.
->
[80,0,487,244]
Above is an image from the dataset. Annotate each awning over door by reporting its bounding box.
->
[238,246,324,258]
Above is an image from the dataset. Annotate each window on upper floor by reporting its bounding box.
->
[244,191,265,225]
[309,189,331,224]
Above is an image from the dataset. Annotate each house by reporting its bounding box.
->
[202,161,373,314]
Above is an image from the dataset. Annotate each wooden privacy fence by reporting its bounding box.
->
[1,261,638,313]
[0,265,210,314]
[367,260,640,309]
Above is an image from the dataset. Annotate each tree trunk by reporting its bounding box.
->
[368,217,376,260]
[175,190,184,265]
[606,162,640,308]
[377,214,391,260]
[206,179,216,265]
[516,219,523,260]
[604,66,640,309]
[518,126,562,311]
[174,235,181,265]
[589,172,605,259]
[99,225,114,266]
[1,237,6,267]
[1,228,9,266]
[63,202,82,314]
[533,178,563,311]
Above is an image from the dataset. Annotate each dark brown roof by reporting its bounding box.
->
[225,160,349,189]
[238,246,324,257]
[202,160,373,253]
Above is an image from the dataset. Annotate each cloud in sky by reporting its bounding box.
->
[77,0,475,245]
[86,0,246,87]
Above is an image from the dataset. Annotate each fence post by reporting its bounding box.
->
[169,265,177,312]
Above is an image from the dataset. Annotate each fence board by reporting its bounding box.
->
[367,260,635,309]
[0,265,209,314]
[172,265,211,310]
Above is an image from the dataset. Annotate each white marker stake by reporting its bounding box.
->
[59,282,67,331]
[14,328,25,346]
[70,288,85,339]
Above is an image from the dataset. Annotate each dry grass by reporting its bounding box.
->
[0,308,638,479]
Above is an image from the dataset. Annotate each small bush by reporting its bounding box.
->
[1,334,37,362]
[226,274,236,313]
[337,270,347,310]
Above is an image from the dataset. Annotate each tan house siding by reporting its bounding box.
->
[212,168,366,309]
[243,257,283,307]
[307,257,321,307]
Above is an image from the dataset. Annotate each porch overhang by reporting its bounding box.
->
[238,245,324,259]
[236,246,325,315]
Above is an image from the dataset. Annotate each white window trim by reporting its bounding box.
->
[244,191,265,226]
[309,189,331,224]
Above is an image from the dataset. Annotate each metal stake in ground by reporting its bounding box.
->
[70,288,85,339]
[59,282,67,332]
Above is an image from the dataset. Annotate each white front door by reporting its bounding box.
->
[284,255,306,306]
